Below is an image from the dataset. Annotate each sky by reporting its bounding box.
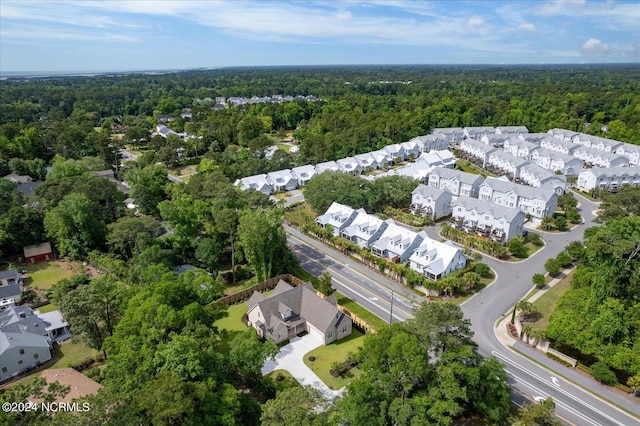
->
[1,0,639,73]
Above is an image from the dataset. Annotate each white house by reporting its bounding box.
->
[370,150,392,169]
[458,139,496,167]
[577,166,640,192]
[503,138,540,160]
[336,157,361,174]
[518,163,567,195]
[451,197,526,243]
[615,143,640,166]
[540,138,581,155]
[400,141,421,160]
[410,185,452,220]
[417,149,456,169]
[246,280,352,345]
[354,153,378,171]
[520,133,555,144]
[481,134,511,148]
[479,176,557,219]
[340,212,390,248]
[486,150,528,179]
[428,167,484,198]
[530,148,584,175]
[464,126,496,140]
[392,162,432,182]
[408,238,467,280]
[432,127,464,143]
[583,135,622,152]
[266,170,297,192]
[234,174,272,195]
[573,146,630,168]
[316,202,359,236]
[548,128,580,143]
[315,161,340,174]
[381,144,406,163]
[291,165,317,186]
[0,270,23,304]
[411,134,450,152]
[370,223,426,262]
[496,126,529,135]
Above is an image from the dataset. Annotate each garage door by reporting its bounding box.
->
[307,324,325,345]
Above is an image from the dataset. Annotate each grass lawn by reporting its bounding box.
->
[50,338,99,369]
[215,303,250,332]
[26,262,74,290]
[531,270,574,330]
[334,292,388,332]
[304,329,366,390]
[268,369,301,393]
[284,202,317,227]
[36,303,60,313]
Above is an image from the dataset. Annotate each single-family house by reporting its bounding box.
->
[156,124,179,138]
[316,202,359,236]
[266,170,297,192]
[615,143,640,166]
[458,139,496,168]
[428,167,484,198]
[0,306,71,382]
[157,114,173,122]
[340,211,390,248]
[336,157,361,174]
[486,151,528,179]
[479,176,557,219]
[451,197,525,243]
[408,237,467,280]
[577,166,640,192]
[38,368,102,404]
[315,161,340,174]
[496,126,529,135]
[3,174,33,184]
[370,222,426,263]
[381,144,406,163]
[0,270,23,305]
[518,163,567,195]
[246,280,352,345]
[463,126,496,140]
[410,185,452,220]
[432,127,464,143]
[23,242,54,264]
[291,165,317,186]
[369,150,392,169]
[234,174,272,195]
[354,153,377,171]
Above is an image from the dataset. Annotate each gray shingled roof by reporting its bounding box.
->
[412,184,451,199]
[482,177,556,201]
[453,197,524,223]
[429,167,484,185]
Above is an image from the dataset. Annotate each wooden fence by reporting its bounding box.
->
[214,274,377,334]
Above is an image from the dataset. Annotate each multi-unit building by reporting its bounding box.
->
[496,126,529,135]
[315,202,359,236]
[548,128,580,143]
[315,161,340,174]
[291,165,317,186]
[486,150,528,179]
[428,167,484,198]
[451,197,526,243]
[410,134,450,152]
[503,138,540,160]
[408,239,467,280]
[518,163,566,195]
[458,138,497,168]
[573,145,630,168]
[370,222,426,263]
[576,166,640,192]
[432,127,464,143]
[577,135,622,152]
[540,138,582,155]
[400,141,421,160]
[530,148,584,175]
[234,174,272,195]
[336,157,361,174]
[464,126,496,140]
[340,212,391,248]
[410,185,453,220]
[479,176,557,219]
[354,153,377,171]
[418,149,457,168]
[381,144,405,163]
[614,143,640,166]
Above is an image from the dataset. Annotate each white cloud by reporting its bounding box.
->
[518,22,536,32]
[468,16,490,34]
[580,38,610,56]
[536,0,587,17]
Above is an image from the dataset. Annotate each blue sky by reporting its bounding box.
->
[1,0,639,73]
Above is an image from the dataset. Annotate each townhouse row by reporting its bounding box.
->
[315,202,467,280]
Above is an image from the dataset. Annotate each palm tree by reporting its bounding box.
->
[627,374,640,397]
[530,328,546,347]
[516,300,538,322]
[521,324,533,343]
[541,215,554,231]
[463,272,481,291]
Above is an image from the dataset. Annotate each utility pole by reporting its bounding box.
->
[389,290,394,325]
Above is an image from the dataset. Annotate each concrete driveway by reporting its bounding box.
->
[262,334,344,400]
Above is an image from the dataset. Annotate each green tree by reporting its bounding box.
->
[513,397,561,426]
[544,258,561,277]
[590,361,617,385]
[107,215,163,259]
[44,192,107,257]
[238,208,290,282]
[261,386,331,426]
[556,251,572,268]
[509,236,528,258]
[126,164,169,215]
[474,263,491,278]
[554,215,567,231]
[316,271,336,296]
[532,273,546,289]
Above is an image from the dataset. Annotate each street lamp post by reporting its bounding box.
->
[389,290,394,325]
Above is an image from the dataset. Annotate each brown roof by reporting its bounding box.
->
[38,368,102,403]
[23,242,52,258]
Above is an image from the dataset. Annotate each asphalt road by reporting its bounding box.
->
[285,190,640,425]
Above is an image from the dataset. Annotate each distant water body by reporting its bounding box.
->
[0,67,221,80]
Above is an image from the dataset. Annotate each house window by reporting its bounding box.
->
[1,367,6,373]
[33,353,39,360]
[342,326,348,333]
[19,349,24,355]
[18,360,23,365]
[328,332,333,339]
